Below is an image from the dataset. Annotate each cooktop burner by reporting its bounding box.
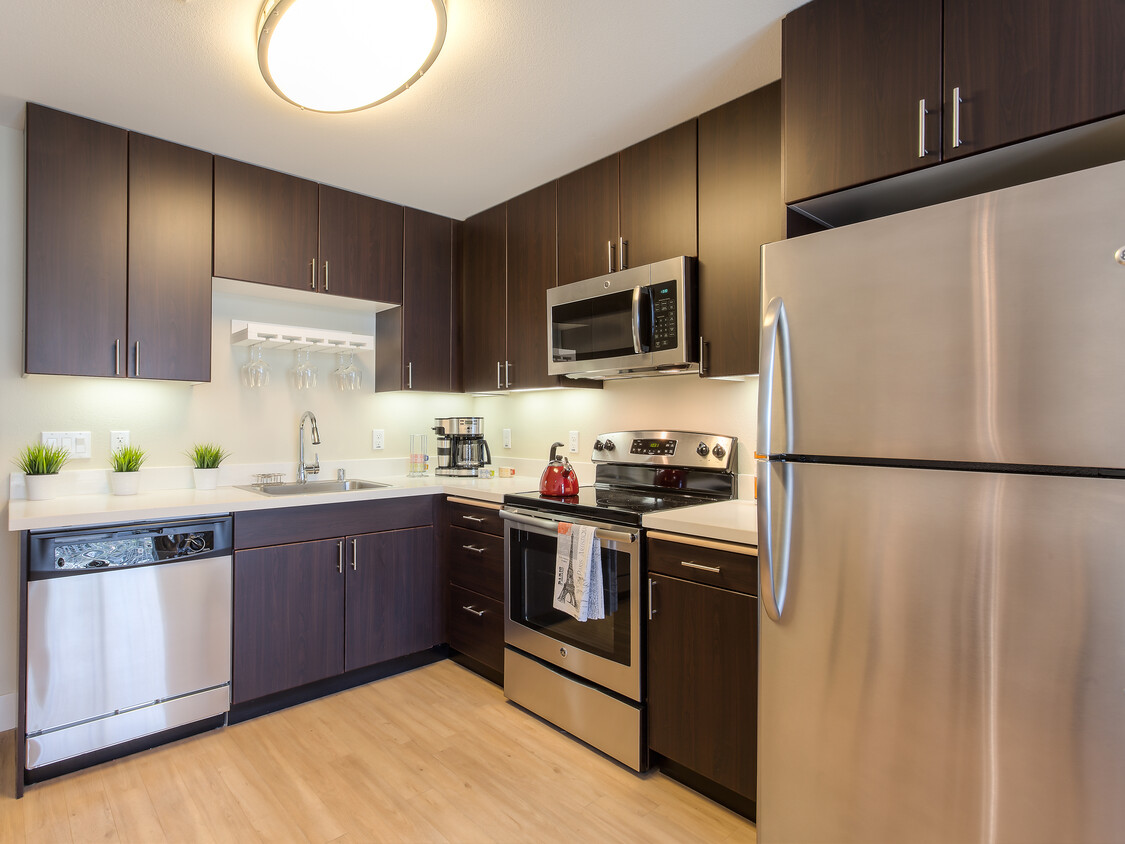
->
[503,485,731,527]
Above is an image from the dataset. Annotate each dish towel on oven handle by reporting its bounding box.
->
[553,522,604,621]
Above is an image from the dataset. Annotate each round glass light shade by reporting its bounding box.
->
[257,0,447,113]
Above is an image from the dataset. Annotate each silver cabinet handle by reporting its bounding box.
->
[114,339,121,376]
[462,605,486,617]
[505,360,511,388]
[337,540,344,573]
[461,544,486,554]
[648,577,656,620]
[324,259,329,292]
[351,537,357,571]
[497,360,502,389]
[917,98,929,158]
[618,236,628,271]
[407,361,413,389]
[607,239,615,273]
[758,296,794,457]
[134,340,140,377]
[310,258,317,290]
[462,514,486,523]
[952,86,963,148]
[699,336,707,376]
[681,560,721,573]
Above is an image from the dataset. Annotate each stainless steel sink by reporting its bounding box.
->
[238,479,390,496]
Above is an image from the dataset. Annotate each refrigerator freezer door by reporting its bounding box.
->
[759,158,1125,468]
[757,461,1125,844]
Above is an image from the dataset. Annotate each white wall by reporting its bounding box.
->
[0,123,758,727]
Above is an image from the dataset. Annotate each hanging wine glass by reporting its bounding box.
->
[291,347,317,390]
[241,343,270,388]
[333,351,361,391]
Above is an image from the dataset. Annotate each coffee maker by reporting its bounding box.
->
[432,417,492,477]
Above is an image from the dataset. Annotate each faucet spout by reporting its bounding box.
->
[298,411,321,483]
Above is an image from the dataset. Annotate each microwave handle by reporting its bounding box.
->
[630,286,643,354]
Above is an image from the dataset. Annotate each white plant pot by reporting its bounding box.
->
[193,467,219,490]
[24,473,60,501]
[109,471,141,496]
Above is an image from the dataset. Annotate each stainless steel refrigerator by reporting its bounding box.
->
[756,160,1125,844]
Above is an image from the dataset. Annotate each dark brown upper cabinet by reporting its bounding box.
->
[318,184,404,303]
[783,0,1125,204]
[460,203,507,392]
[504,182,558,391]
[25,104,212,381]
[943,0,1125,160]
[697,82,786,378]
[376,207,457,392]
[782,0,942,204]
[214,158,405,304]
[213,156,319,292]
[557,120,698,287]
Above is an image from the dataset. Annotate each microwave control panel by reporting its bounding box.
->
[650,284,679,351]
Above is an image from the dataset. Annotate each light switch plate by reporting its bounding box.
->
[110,431,130,452]
[372,429,384,450]
[42,431,91,459]
[568,430,579,453]
[503,428,512,449]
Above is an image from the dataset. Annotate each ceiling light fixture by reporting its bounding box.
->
[257,0,447,114]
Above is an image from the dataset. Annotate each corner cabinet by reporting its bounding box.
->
[25,104,212,381]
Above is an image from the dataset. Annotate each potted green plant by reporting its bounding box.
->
[186,443,230,490]
[108,444,147,496]
[14,442,69,501]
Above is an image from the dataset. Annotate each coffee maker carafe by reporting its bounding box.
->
[432,417,492,477]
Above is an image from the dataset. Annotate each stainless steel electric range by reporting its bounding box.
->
[501,429,737,770]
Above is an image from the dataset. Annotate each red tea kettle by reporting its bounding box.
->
[539,441,579,497]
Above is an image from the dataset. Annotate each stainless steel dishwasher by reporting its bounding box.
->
[24,515,232,777]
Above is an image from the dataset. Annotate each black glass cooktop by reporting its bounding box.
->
[503,485,729,527]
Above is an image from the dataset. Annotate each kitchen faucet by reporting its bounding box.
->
[297,410,321,483]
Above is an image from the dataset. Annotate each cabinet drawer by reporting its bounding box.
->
[647,536,758,596]
[446,497,503,536]
[235,496,433,549]
[447,584,504,674]
[448,527,504,602]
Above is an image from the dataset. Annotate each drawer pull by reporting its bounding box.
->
[461,544,487,554]
[681,560,722,574]
[461,515,487,523]
[462,605,486,617]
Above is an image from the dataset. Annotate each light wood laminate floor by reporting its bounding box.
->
[0,660,756,842]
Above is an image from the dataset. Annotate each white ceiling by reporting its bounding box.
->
[0,0,805,220]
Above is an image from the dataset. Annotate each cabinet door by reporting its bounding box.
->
[127,133,213,382]
[232,539,345,703]
[619,120,698,267]
[505,182,558,390]
[213,157,318,291]
[782,0,942,203]
[698,83,785,378]
[944,0,1125,159]
[318,184,404,303]
[460,203,507,391]
[345,527,437,671]
[402,207,454,391]
[557,153,619,286]
[648,573,757,800]
[25,104,127,377]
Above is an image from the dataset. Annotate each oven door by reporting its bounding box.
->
[502,508,642,702]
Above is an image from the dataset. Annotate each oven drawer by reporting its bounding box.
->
[647,535,758,596]
[449,527,503,601]
[446,497,504,536]
[448,584,504,674]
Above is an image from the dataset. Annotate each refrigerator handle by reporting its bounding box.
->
[757,459,794,622]
[757,296,794,457]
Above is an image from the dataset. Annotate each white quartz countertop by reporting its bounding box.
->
[8,474,544,532]
[642,498,758,547]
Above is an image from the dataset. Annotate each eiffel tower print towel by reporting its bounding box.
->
[553,522,604,621]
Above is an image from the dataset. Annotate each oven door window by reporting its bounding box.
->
[510,528,631,665]
[551,289,650,363]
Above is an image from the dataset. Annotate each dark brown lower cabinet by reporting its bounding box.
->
[233,539,345,703]
[647,538,758,807]
[444,497,505,682]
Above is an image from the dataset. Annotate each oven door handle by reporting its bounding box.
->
[502,509,638,544]
[594,527,638,545]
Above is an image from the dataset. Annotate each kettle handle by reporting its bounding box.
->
[549,441,565,462]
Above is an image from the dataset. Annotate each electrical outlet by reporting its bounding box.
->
[503,428,512,449]
[42,431,91,459]
[372,429,384,450]
[568,430,579,453]
[110,431,130,452]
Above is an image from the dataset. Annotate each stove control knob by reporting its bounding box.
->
[593,439,604,451]
[603,439,616,452]
[696,442,710,457]
[712,443,726,459]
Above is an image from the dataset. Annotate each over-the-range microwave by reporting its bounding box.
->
[546,256,697,379]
